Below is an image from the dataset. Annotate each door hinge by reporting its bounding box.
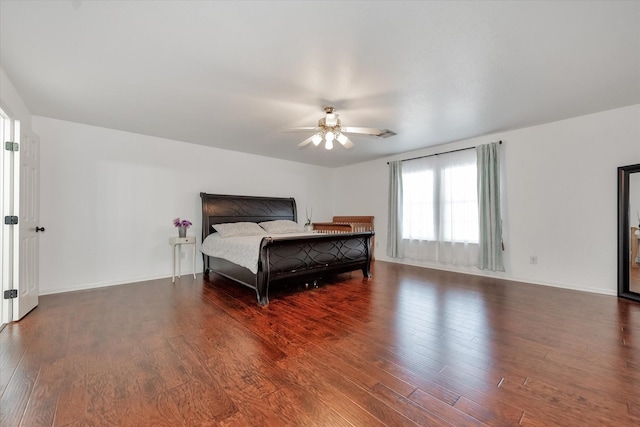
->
[4,216,18,225]
[5,141,19,151]
[4,289,17,299]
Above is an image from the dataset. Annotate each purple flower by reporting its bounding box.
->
[173,218,192,228]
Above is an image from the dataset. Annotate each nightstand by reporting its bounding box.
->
[169,236,196,283]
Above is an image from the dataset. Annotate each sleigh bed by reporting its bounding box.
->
[200,193,373,305]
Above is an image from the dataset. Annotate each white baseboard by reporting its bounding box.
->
[378,258,617,297]
[39,272,198,296]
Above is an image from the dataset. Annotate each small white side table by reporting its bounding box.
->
[169,236,196,283]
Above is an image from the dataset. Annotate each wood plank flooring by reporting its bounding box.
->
[1,261,640,426]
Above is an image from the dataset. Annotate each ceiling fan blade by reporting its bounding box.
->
[342,126,384,135]
[343,127,396,138]
[297,136,315,147]
[288,127,319,132]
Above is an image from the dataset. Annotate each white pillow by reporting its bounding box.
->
[259,220,305,234]
[212,222,267,238]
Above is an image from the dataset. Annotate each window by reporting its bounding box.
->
[401,150,478,244]
[402,168,435,240]
[441,163,478,243]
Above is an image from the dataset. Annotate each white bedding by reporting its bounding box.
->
[201,232,313,274]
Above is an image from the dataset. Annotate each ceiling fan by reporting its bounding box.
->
[291,106,396,150]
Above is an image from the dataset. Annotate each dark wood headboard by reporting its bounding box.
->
[200,193,297,241]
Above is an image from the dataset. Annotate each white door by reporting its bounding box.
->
[0,107,19,324]
[16,130,39,319]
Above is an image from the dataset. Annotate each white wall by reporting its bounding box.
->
[333,104,640,295]
[34,117,334,294]
[0,68,32,129]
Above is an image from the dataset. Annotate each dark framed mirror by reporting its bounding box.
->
[618,163,640,302]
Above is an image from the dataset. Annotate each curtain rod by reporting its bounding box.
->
[387,140,502,164]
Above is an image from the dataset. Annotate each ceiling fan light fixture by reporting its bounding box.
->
[325,131,335,142]
[291,106,395,151]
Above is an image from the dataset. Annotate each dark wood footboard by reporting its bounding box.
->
[204,232,373,306]
[256,232,373,305]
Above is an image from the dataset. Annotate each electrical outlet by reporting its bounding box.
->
[530,256,538,265]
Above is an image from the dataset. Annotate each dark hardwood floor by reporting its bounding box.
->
[2,261,640,426]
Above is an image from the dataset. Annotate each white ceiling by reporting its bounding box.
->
[1,1,639,168]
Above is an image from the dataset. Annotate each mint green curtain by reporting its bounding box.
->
[477,143,504,271]
[387,161,403,258]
